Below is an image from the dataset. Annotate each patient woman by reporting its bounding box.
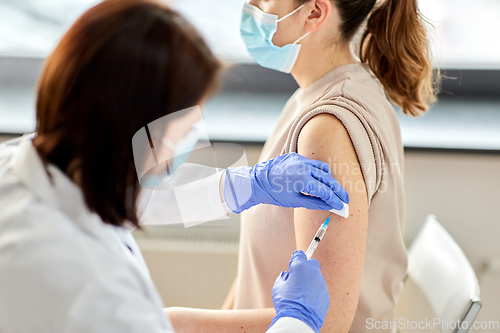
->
[166,0,438,332]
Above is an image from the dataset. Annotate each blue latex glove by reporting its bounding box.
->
[223,153,349,214]
[270,250,330,333]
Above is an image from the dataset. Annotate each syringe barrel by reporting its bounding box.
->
[305,241,319,260]
[315,226,327,240]
[305,226,328,259]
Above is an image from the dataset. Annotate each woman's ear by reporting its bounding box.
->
[304,0,332,33]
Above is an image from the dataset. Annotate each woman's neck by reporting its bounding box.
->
[291,42,357,89]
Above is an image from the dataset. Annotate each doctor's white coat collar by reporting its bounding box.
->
[9,137,121,250]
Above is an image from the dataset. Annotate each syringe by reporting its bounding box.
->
[305,217,330,260]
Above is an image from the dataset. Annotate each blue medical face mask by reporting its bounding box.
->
[240,2,309,74]
[141,120,202,187]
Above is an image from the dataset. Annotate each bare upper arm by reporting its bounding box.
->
[295,113,369,333]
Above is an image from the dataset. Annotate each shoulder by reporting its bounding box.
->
[298,114,361,174]
[0,137,25,181]
[292,65,400,203]
[298,114,351,156]
[296,112,372,203]
[315,64,393,121]
[341,64,386,100]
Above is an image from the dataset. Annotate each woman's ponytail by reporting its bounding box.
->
[359,0,438,116]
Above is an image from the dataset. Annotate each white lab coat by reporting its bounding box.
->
[0,136,314,333]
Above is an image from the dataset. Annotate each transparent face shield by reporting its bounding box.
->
[132,106,249,228]
[132,106,211,188]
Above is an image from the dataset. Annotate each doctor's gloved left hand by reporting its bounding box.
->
[270,250,330,333]
[223,152,348,214]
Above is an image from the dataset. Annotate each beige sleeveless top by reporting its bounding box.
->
[233,63,408,332]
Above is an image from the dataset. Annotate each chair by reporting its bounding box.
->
[407,215,482,333]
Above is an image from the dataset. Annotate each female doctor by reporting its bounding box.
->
[0,1,349,332]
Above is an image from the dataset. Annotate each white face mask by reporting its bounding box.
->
[240,2,310,73]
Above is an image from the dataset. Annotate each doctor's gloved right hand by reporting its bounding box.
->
[223,152,348,214]
[270,250,330,333]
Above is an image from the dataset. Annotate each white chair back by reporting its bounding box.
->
[407,215,482,333]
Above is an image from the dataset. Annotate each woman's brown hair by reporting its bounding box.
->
[35,0,220,227]
[298,0,438,116]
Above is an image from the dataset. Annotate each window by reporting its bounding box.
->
[420,0,500,69]
[0,0,498,144]
[0,0,100,57]
[0,0,498,68]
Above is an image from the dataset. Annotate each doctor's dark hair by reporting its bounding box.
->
[35,0,220,227]
[296,0,438,116]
